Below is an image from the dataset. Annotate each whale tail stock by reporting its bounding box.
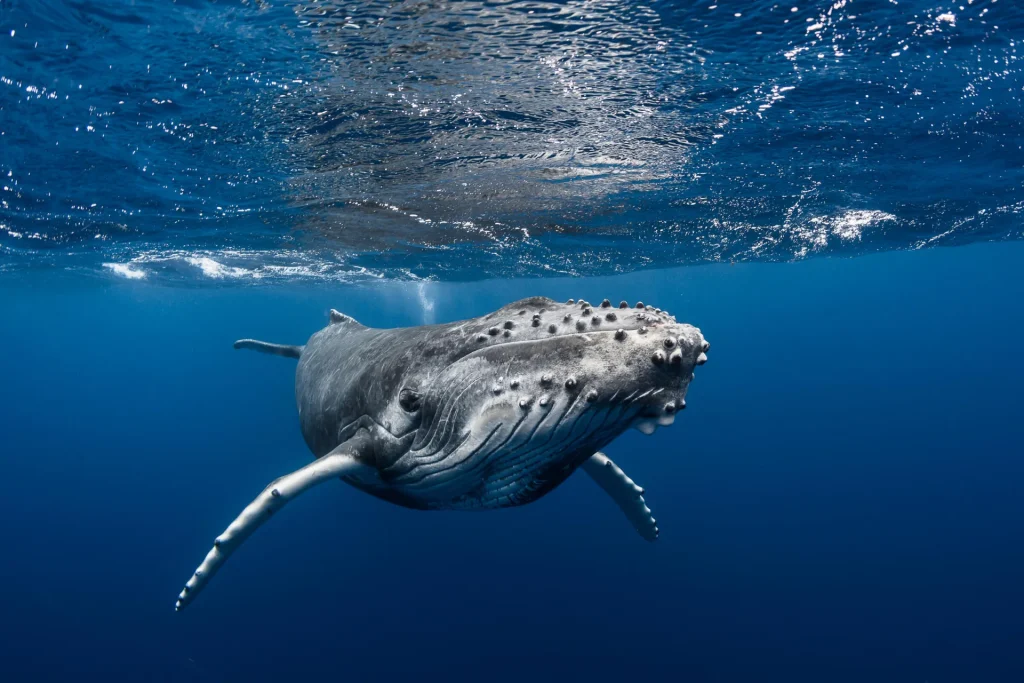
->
[233,339,304,359]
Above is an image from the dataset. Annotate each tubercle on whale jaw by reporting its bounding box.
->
[630,396,688,435]
[481,368,684,428]
[468,379,673,439]
[466,335,698,439]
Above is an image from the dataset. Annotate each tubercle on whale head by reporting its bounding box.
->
[622,321,707,436]
[470,296,684,345]
[407,296,709,449]
[336,296,708,456]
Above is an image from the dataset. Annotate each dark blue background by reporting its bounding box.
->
[2,242,1022,682]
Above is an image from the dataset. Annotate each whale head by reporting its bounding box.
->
[386,297,709,505]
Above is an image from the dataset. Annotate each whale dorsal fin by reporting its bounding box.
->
[329,309,365,327]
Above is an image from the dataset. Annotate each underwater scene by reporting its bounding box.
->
[1,0,1022,681]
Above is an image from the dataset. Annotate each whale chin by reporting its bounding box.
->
[631,412,677,435]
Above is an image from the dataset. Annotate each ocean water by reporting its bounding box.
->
[1,1,1023,682]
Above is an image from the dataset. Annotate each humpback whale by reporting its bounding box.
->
[176,296,710,610]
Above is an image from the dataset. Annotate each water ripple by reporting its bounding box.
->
[0,0,1021,282]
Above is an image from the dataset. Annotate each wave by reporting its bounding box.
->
[1,0,1022,283]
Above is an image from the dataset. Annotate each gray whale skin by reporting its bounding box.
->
[176,296,710,611]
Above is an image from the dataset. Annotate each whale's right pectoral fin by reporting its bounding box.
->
[580,452,659,541]
[175,435,376,612]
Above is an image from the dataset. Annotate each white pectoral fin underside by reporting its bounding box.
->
[580,452,659,541]
[175,438,374,611]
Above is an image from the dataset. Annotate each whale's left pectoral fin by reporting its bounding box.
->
[175,436,375,612]
[580,452,659,541]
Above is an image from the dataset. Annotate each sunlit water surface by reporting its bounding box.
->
[2,0,1021,281]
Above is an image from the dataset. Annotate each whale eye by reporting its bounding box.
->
[399,388,422,412]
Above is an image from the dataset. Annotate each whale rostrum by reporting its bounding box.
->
[176,296,710,611]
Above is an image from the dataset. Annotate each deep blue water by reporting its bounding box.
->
[2,0,1024,681]
[3,243,1024,681]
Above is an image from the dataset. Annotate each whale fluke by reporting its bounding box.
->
[233,339,304,359]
